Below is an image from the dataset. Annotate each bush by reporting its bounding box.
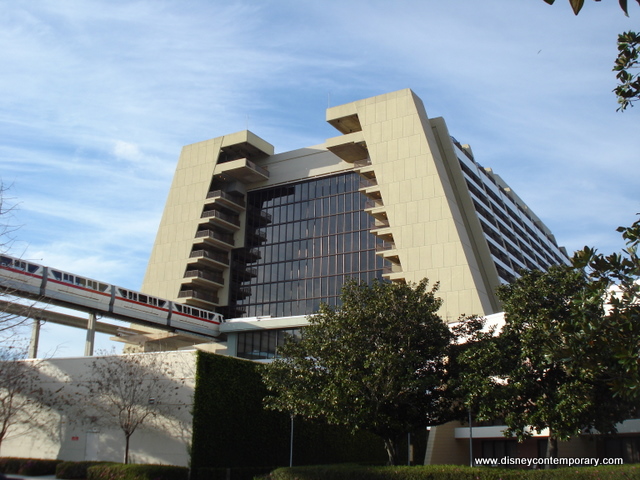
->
[195,466,276,480]
[56,461,115,479]
[265,464,640,480]
[87,464,189,480]
[0,458,62,475]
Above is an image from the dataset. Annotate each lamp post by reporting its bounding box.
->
[289,414,294,467]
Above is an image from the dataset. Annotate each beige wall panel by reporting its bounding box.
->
[350,89,496,318]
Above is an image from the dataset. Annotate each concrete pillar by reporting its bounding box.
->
[85,312,97,356]
[28,319,41,359]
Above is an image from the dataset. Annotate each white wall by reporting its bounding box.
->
[0,350,196,466]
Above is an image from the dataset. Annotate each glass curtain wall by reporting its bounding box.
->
[227,172,387,318]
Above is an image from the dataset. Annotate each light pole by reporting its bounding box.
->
[289,414,294,467]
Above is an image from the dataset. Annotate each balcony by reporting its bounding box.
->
[234,267,258,281]
[178,289,219,309]
[326,112,362,134]
[215,158,269,184]
[234,247,262,263]
[382,263,405,282]
[188,249,230,269]
[376,243,400,264]
[364,199,388,221]
[194,229,235,250]
[370,220,393,241]
[247,207,272,226]
[325,131,368,163]
[354,158,376,179]
[205,190,246,212]
[358,178,382,200]
[183,269,224,287]
[246,228,268,244]
[200,209,241,231]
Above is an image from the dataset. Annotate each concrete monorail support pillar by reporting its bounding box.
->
[28,319,41,359]
[85,312,97,356]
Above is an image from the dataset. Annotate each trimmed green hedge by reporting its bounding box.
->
[87,464,188,480]
[190,352,387,474]
[196,466,276,480]
[56,461,116,479]
[0,457,62,475]
[266,464,640,480]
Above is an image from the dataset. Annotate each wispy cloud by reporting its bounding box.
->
[1,0,638,355]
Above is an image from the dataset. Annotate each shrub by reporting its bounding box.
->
[87,464,189,480]
[0,458,62,475]
[56,461,115,479]
[195,466,276,480]
[265,464,640,480]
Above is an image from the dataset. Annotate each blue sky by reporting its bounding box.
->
[1,0,638,357]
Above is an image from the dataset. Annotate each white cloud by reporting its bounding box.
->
[1,0,639,356]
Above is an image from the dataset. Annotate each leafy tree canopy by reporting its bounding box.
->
[457,217,640,460]
[262,278,467,465]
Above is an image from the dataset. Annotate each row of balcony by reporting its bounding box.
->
[179,139,273,310]
[327,111,404,283]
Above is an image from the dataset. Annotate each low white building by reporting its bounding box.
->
[0,350,196,466]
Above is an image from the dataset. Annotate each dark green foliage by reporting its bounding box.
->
[0,457,62,475]
[457,218,640,459]
[87,464,188,480]
[196,466,276,480]
[56,461,116,479]
[190,351,386,476]
[262,279,454,465]
[614,31,640,111]
[267,464,640,480]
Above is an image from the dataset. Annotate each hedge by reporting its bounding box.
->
[87,464,189,480]
[56,461,116,479]
[190,351,387,475]
[0,457,62,475]
[196,466,276,480]
[266,464,640,480]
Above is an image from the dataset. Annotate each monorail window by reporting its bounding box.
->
[52,270,62,281]
[27,264,39,274]
[63,273,73,283]
[0,256,11,266]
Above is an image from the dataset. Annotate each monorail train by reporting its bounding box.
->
[0,254,224,338]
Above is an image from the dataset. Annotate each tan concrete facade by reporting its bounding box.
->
[325,89,500,319]
[141,89,558,321]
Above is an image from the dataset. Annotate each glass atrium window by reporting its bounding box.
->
[227,172,387,317]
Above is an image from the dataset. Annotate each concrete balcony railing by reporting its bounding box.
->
[189,249,230,267]
[201,209,241,228]
[184,269,224,286]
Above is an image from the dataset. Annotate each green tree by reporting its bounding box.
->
[543,0,640,110]
[261,278,457,465]
[458,218,640,462]
[572,217,640,400]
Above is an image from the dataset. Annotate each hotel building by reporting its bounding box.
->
[141,88,568,337]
